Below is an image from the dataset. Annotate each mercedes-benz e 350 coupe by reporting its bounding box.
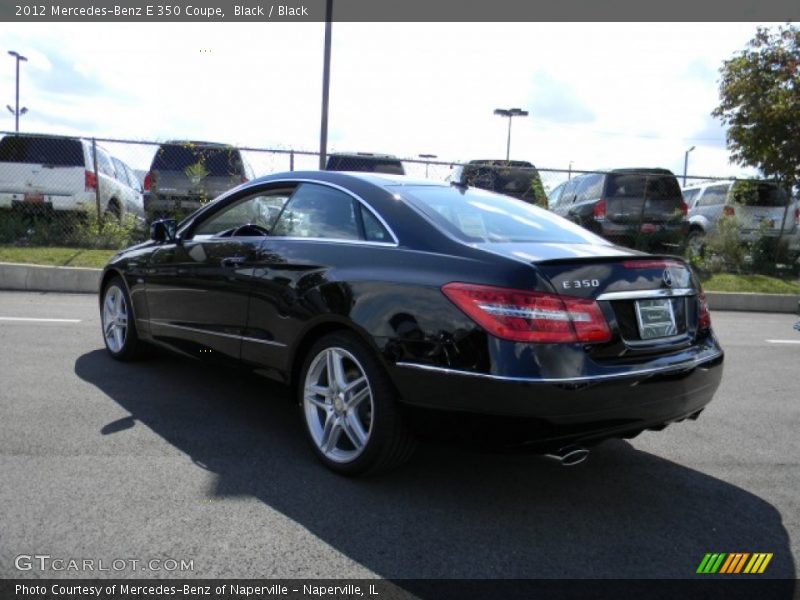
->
[99,171,724,475]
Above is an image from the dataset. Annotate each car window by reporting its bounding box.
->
[272,183,361,240]
[574,173,603,203]
[326,155,404,175]
[559,177,579,205]
[193,190,293,237]
[124,164,142,191]
[360,205,391,243]
[95,148,116,177]
[151,145,244,176]
[698,184,729,207]
[111,158,128,184]
[731,181,789,207]
[0,135,84,166]
[606,173,681,198]
[401,185,608,245]
[682,188,701,207]
[547,182,565,207]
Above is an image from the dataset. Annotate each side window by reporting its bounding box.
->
[95,148,116,177]
[193,189,293,236]
[272,183,360,240]
[547,182,565,207]
[698,185,729,207]
[559,177,579,205]
[574,173,603,203]
[682,188,700,208]
[360,205,391,243]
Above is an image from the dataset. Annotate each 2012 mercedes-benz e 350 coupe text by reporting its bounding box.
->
[99,171,723,475]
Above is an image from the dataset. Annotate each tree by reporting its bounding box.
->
[712,24,800,189]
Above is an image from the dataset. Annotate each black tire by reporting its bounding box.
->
[100,276,146,361]
[105,200,122,223]
[686,229,706,259]
[298,331,416,476]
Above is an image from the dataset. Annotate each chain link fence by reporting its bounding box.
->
[0,131,798,276]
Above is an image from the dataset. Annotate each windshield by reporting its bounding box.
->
[151,145,243,176]
[400,185,609,244]
[606,173,682,199]
[0,136,84,166]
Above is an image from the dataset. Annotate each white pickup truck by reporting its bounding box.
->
[0,133,143,221]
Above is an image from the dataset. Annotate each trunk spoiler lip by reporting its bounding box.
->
[535,253,689,268]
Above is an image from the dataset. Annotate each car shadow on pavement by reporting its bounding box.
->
[75,349,795,586]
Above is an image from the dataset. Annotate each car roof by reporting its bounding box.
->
[246,170,442,189]
[327,152,400,159]
[466,159,535,167]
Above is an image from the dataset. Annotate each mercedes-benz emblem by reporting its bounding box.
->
[663,268,673,288]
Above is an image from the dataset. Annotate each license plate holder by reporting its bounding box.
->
[635,298,677,340]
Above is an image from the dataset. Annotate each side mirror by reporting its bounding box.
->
[150,219,178,243]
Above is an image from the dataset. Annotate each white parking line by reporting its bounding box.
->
[765,339,800,344]
[0,317,82,323]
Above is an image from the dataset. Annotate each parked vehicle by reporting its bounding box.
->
[110,156,145,221]
[548,168,688,249]
[682,179,800,258]
[99,171,723,475]
[324,152,405,175]
[143,141,254,220]
[452,159,546,206]
[0,133,143,221]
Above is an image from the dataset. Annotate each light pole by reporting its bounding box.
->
[493,107,528,161]
[419,153,437,178]
[683,145,695,187]
[318,0,333,169]
[7,51,28,133]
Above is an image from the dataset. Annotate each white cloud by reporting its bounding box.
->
[1,21,779,180]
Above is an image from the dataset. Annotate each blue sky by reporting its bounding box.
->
[1,22,776,182]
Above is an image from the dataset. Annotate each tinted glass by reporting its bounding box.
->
[682,188,701,207]
[698,185,728,207]
[606,173,681,198]
[95,148,115,177]
[326,155,404,175]
[151,145,244,176]
[401,185,608,244]
[0,136,84,166]
[574,173,603,202]
[731,181,789,207]
[194,190,292,236]
[360,205,391,243]
[272,183,360,240]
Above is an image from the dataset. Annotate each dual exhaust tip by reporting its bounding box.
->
[544,445,590,467]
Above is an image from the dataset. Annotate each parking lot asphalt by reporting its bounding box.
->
[0,291,798,581]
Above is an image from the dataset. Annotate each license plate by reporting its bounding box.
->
[24,193,44,204]
[635,298,677,340]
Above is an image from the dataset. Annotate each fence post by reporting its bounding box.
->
[290,150,294,172]
[91,138,102,230]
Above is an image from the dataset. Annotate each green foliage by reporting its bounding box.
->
[712,24,800,189]
[0,210,145,249]
[701,215,747,273]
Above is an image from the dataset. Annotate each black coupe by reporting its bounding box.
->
[99,171,724,475]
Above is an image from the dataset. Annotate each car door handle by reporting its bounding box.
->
[221,256,247,268]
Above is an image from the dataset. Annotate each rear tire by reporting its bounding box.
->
[299,332,416,476]
[686,229,706,259]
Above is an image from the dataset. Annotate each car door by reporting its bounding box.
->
[695,184,729,234]
[144,187,292,361]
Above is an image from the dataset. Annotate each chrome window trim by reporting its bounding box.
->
[395,349,722,384]
[145,319,287,347]
[596,288,694,301]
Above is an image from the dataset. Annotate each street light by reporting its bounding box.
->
[493,107,528,161]
[7,50,28,133]
[419,153,437,178]
[683,145,695,187]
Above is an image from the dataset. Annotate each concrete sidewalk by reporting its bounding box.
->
[1,261,799,314]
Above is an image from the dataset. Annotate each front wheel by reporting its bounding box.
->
[299,332,416,476]
[101,276,145,361]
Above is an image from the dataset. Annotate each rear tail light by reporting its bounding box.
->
[623,260,684,269]
[143,171,153,191]
[441,282,611,344]
[723,205,735,217]
[84,170,97,191]
[794,207,799,227]
[698,292,711,331]
[680,200,689,217]
[593,199,606,219]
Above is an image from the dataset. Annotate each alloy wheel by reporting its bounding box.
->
[102,284,128,353]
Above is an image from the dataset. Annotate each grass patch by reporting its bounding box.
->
[0,246,116,269]
[702,273,800,295]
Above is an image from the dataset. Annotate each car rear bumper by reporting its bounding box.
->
[144,193,205,213]
[390,344,723,430]
[0,191,98,212]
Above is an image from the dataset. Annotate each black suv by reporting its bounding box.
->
[452,160,547,206]
[143,141,254,220]
[548,168,688,248]
[324,152,405,175]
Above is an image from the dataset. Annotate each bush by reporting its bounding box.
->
[699,215,747,273]
[0,209,146,249]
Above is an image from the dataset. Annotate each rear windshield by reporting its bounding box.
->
[606,173,681,199]
[151,145,243,176]
[401,185,608,245]
[326,156,404,175]
[0,136,84,167]
[731,182,789,207]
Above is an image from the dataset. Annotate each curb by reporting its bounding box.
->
[1,262,799,314]
[0,262,101,294]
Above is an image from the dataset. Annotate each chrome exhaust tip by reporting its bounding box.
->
[545,445,590,467]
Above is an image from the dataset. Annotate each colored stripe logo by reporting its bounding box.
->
[697,553,773,574]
